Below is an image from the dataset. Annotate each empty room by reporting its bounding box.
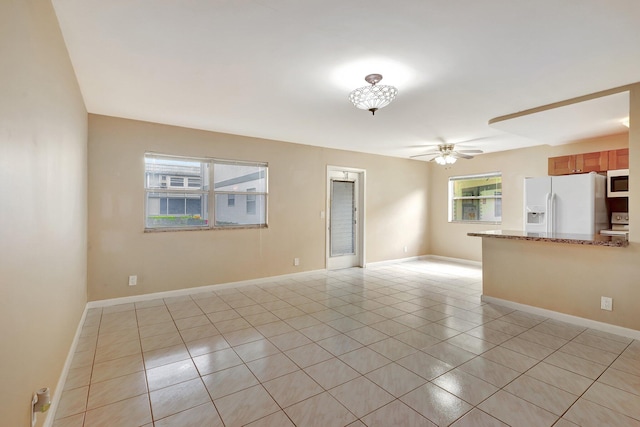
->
[2,1,640,426]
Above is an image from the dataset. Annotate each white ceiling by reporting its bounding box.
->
[52,0,640,159]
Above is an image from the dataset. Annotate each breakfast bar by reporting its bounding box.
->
[468,229,629,247]
[468,229,639,332]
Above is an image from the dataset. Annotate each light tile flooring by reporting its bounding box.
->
[53,260,640,427]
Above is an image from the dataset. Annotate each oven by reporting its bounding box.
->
[600,212,629,237]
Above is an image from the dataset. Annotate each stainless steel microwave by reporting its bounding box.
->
[607,169,629,197]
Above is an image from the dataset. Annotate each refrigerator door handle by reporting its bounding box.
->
[549,193,556,234]
[545,193,551,234]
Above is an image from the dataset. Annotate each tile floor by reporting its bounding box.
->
[53,259,640,427]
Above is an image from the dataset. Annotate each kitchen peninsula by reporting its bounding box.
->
[469,229,639,336]
[468,229,628,247]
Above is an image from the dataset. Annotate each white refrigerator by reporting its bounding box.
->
[524,172,607,234]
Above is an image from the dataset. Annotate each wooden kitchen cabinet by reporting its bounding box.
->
[608,148,629,169]
[548,151,609,175]
[548,155,575,175]
[579,151,609,173]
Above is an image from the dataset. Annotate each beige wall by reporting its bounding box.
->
[87,115,430,301]
[429,133,628,261]
[0,1,88,426]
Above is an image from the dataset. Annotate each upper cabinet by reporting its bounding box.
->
[548,151,609,175]
[548,155,577,175]
[608,148,629,170]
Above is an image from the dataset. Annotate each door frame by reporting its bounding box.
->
[326,165,366,270]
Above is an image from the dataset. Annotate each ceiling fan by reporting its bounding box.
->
[410,142,483,164]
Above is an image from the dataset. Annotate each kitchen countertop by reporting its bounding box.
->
[468,229,629,247]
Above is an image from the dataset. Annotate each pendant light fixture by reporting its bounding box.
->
[348,74,398,115]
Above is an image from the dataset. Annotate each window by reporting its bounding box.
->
[144,154,267,230]
[449,172,502,223]
[213,163,267,227]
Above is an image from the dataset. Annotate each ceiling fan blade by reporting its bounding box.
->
[406,144,441,149]
[410,149,440,157]
[457,149,483,154]
[410,153,439,159]
[453,152,474,159]
[453,136,493,146]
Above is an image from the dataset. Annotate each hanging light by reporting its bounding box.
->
[349,74,398,115]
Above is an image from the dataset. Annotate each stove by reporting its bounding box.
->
[600,212,629,236]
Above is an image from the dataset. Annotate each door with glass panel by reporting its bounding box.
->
[327,169,363,269]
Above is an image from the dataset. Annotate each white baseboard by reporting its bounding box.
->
[365,255,430,267]
[482,295,640,341]
[423,255,482,267]
[43,305,89,427]
[87,268,327,308]
[366,255,481,268]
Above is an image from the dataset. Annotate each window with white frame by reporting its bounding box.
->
[448,172,502,223]
[213,163,267,227]
[144,154,268,229]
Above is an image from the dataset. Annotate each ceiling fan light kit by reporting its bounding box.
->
[435,154,457,165]
[411,142,483,165]
[349,74,398,115]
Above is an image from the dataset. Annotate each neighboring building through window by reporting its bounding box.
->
[144,154,268,230]
[213,163,267,227]
[448,172,502,223]
[246,188,256,215]
[145,156,209,228]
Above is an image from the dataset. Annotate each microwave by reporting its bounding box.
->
[607,169,629,198]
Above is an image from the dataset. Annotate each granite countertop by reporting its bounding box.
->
[467,229,629,247]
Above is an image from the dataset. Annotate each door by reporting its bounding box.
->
[327,168,364,270]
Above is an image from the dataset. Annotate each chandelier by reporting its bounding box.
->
[348,74,398,115]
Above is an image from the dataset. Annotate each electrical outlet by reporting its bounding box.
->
[600,296,613,311]
[128,275,137,286]
[403,246,408,253]
[294,258,300,266]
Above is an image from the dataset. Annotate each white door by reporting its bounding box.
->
[327,169,364,270]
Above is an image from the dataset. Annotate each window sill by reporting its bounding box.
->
[144,224,268,233]
[449,221,502,225]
